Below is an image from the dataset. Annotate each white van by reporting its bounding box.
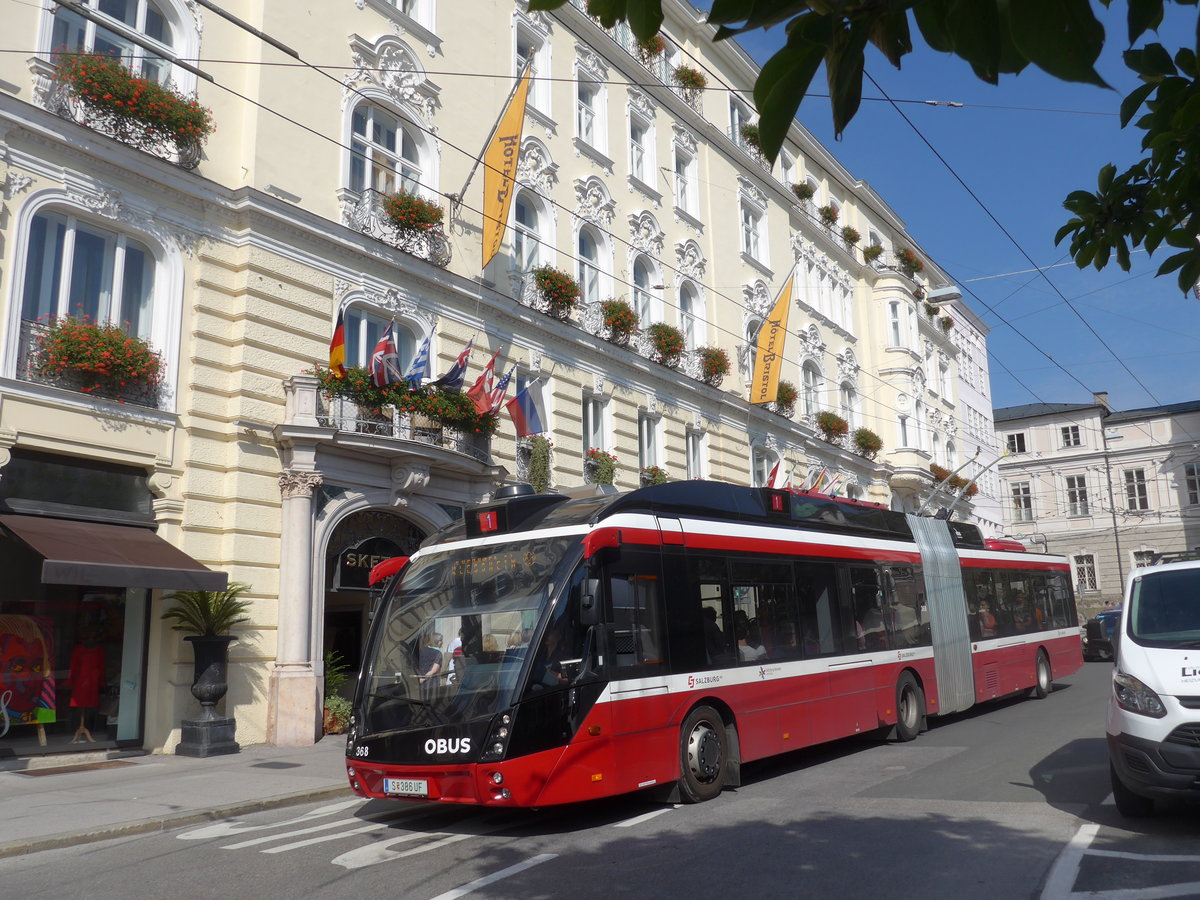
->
[1106,556,1200,816]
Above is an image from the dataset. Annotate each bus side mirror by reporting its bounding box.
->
[580,578,600,626]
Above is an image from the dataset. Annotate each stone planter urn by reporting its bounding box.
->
[177,635,240,757]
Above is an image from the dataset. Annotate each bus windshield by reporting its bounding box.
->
[357,534,582,736]
[1129,568,1200,648]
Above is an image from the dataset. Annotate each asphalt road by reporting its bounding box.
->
[3,661,1199,899]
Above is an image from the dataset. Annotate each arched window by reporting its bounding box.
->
[802,362,822,418]
[350,102,424,195]
[632,256,655,323]
[751,447,775,487]
[745,316,762,373]
[680,281,701,349]
[51,0,183,85]
[946,440,957,470]
[21,209,157,340]
[343,307,416,370]
[577,225,604,304]
[913,399,925,451]
[512,190,544,272]
[840,382,857,430]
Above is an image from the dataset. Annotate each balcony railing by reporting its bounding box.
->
[316,393,490,463]
[15,319,164,408]
[43,68,203,170]
[342,189,452,268]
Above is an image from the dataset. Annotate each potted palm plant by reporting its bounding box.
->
[323,650,352,735]
[162,582,252,757]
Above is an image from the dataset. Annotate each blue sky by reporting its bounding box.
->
[727,4,1200,413]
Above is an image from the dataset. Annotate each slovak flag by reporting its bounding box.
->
[403,329,433,388]
[466,348,502,414]
[767,459,790,489]
[369,324,403,388]
[506,379,546,437]
[487,369,513,413]
[432,338,473,392]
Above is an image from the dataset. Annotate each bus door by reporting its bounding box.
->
[827,565,884,735]
[603,549,674,793]
[791,561,840,744]
[729,559,800,758]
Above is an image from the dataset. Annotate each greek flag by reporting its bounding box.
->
[404,329,433,388]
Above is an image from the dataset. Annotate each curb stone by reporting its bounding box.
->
[0,784,353,859]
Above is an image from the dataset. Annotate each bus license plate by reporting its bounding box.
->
[384,778,428,797]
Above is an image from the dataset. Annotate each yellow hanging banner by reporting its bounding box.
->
[481,69,532,270]
[749,272,794,404]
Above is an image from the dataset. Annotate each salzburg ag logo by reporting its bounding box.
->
[424,737,471,755]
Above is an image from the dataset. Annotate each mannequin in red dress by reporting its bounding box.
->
[69,637,105,743]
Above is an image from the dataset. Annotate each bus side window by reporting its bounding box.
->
[796,562,841,656]
[850,567,889,651]
[608,552,667,673]
[884,565,928,648]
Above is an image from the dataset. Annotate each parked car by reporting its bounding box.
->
[1083,606,1122,661]
[1107,556,1200,817]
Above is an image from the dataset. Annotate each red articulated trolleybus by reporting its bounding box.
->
[345,481,1081,807]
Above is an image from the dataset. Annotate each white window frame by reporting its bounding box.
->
[638,409,660,471]
[45,0,195,88]
[1011,480,1034,523]
[1125,467,1150,511]
[515,20,551,115]
[686,427,705,480]
[511,189,548,273]
[1074,553,1099,593]
[582,393,607,455]
[1132,549,1157,569]
[673,145,698,217]
[576,224,609,305]
[679,280,703,350]
[1061,424,1081,447]
[1186,462,1200,506]
[344,305,416,371]
[802,362,822,419]
[740,201,766,263]
[631,254,659,324]
[575,71,607,154]
[1006,432,1027,454]
[751,447,774,487]
[1065,473,1089,516]
[348,100,429,196]
[628,109,654,186]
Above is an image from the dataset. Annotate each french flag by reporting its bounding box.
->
[506,379,546,437]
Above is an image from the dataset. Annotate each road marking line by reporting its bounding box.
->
[1040,822,1098,900]
[221,805,446,850]
[614,807,677,828]
[428,854,558,900]
[177,799,364,840]
[1079,882,1200,899]
[1101,793,1114,806]
[262,821,394,853]
[331,817,523,869]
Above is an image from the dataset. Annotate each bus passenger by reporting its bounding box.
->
[419,633,443,698]
[737,621,767,661]
[977,602,997,638]
[702,607,725,663]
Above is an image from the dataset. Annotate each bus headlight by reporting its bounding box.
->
[1113,671,1167,718]
[480,710,515,762]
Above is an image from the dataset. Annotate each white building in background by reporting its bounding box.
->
[994,394,1200,615]
[0,0,984,755]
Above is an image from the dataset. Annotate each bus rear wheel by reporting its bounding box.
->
[895,673,924,742]
[1029,651,1051,699]
[679,705,727,803]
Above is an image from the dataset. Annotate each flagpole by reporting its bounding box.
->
[447,60,533,220]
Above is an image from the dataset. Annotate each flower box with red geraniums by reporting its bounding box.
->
[531,266,581,319]
[841,226,861,245]
[815,410,850,440]
[930,463,978,498]
[792,182,815,202]
[640,465,669,486]
[646,322,685,367]
[818,204,839,227]
[55,52,214,144]
[896,247,925,277]
[600,298,639,344]
[584,447,617,485]
[698,346,730,384]
[853,427,883,459]
[672,66,707,90]
[35,316,163,401]
[774,380,798,414]
[739,123,761,151]
[637,34,666,57]
[382,189,444,233]
[862,244,884,263]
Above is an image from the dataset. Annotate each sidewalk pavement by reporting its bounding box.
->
[0,737,352,858]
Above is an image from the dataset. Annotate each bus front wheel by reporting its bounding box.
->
[895,673,924,742]
[679,705,727,803]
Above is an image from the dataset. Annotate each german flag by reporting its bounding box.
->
[329,309,346,377]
